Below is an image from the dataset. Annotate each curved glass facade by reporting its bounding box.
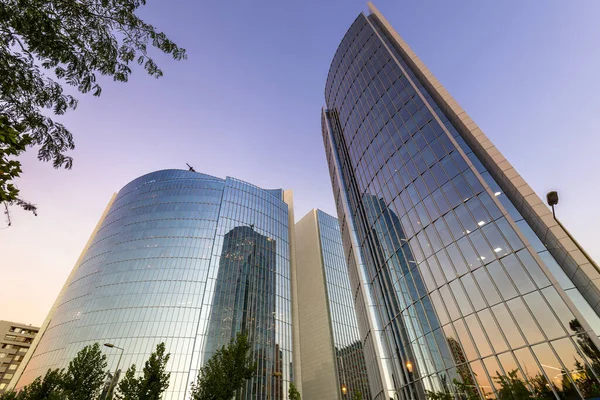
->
[323,9,600,400]
[15,170,293,400]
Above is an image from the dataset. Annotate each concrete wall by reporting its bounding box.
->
[295,210,341,400]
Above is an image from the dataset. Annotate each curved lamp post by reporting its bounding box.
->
[104,343,124,398]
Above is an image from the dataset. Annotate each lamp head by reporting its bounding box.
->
[547,191,559,207]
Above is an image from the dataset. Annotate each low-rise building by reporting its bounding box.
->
[0,321,39,393]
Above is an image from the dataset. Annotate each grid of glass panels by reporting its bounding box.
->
[15,170,293,400]
[323,13,600,400]
[317,210,371,399]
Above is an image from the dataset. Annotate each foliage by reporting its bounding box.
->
[17,369,65,400]
[190,332,256,400]
[115,365,138,400]
[115,342,170,400]
[0,116,36,225]
[425,387,452,400]
[352,390,363,400]
[495,369,532,400]
[62,343,107,400]
[288,382,301,400]
[0,391,19,400]
[0,0,186,217]
[452,378,480,400]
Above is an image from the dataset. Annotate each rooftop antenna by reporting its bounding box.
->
[186,163,196,172]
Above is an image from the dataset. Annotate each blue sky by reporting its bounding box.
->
[3,0,600,325]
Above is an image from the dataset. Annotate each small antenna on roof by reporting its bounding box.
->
[186,163,196,172]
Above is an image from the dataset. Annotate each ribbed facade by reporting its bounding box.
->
[322,4,600,400]
[317,210,371,399]
[13,170,294,400]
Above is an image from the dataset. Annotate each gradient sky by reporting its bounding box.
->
[2,0,600,326]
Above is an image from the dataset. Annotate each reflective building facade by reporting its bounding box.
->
[322,3,600,400]
[13,170,294,400]
[295,209,370,400]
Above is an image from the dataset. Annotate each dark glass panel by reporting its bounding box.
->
[517,249,551,289]
[541,287,576,332]
[466,314,492,357]
[456,237,481,271]
[443,211,463,241]
[478,309,508,353]
[500,254,536,295]
[467,230,494,266]
[440,285,461,321]
[507,297,545,344]
[453,319,478,360]
[473,268,502,307]
[481,222,510,258]
[492,303,526,348]
[487,261,518,301]
[524,292,567,340]
[495,218,525,252]
[461,274,486,312]
[437,248,457,282]
[434,218,453,247]
[450,280,473,317]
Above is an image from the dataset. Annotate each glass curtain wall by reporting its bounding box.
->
[323,11,600,400]
[317,210,371,399]
[15,170,293,400]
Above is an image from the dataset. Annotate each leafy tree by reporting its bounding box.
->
[452,378,481,400]
[425,388,452,400]
[0,0,186,219]
[116,365,139,400]
[288,382,301,400]
[494,369,532,400]
[190,332,256,400]
[0,390,20,400]
[115,342,170,400]
[16,368,65,400]
[528,373,556,400]
[137,342,171,400]
[352,390,363,400]
[0,116,35,225]
[573,359,600,398]
[62,343,107,400]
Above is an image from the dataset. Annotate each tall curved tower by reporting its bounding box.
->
[13,170,295,400]
[323,3,600,400]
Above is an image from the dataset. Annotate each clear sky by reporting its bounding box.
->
[2,0,600,326]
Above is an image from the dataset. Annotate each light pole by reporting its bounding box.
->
[341,383,348,397]
[546,191,600,273]
[104,343,124,399]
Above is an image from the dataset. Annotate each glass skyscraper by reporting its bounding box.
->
[322,3,600,400]
[295,209,370,400]
[12,169,295,400]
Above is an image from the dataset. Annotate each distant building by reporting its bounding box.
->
[0,321,38,393]
[295,209,370,399]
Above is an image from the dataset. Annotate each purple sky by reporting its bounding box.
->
[3,0,600,326]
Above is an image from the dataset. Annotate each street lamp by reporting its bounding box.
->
[546,191,559,218]
[104,343,124,399]
[341,384,348,396]
[406,361,413,373]
[546,191,600,272]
